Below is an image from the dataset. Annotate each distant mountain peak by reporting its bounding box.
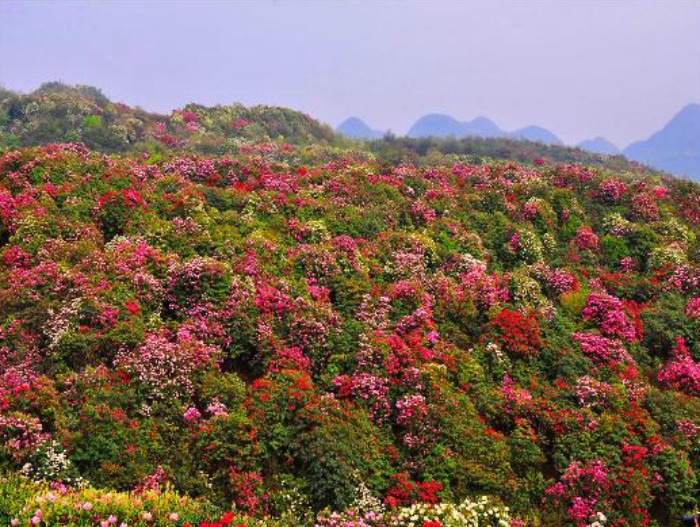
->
[407,114,466,138]
[469,116,498,128]
[624,102,700,180]
[513,125,563,145]
[578,137,620,156]
[407,113,563,143]
[336,117,384,139]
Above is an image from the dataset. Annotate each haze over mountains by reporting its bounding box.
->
[337,104,700,180]
[578,137,621,156]
[336,117,384,139]
[623,103,700,181]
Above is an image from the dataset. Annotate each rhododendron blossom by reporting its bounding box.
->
[115,331,220,399]
[658,337,700,396]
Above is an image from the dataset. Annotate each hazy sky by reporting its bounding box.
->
[1,0,699,147]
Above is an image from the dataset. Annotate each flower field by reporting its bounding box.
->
[1,136,700,526]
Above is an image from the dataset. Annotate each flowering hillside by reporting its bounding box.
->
[0,83,339,152]
[1,140,700,527]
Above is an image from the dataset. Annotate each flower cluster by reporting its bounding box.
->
[115,331,220,399]
[582,294,637,342]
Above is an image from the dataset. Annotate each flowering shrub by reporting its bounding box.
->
[572,332,634,367]
[315,496,514,527]
[574,227,599,251]
[581,294,638,342]
[596,178,627,203]
[115,330,220,399]
[384,472,443,508]
[4,478,219,527]
[658,337,700,396]
[489,310,542,358]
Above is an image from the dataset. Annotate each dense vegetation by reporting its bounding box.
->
[0,83,340,153]
[1,84,700,527]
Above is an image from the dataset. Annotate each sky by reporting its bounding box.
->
[1,0,699,147]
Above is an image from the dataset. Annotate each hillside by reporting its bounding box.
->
[0,82,341,153]
[1,138,700,527]
[624,103,700,180]
[367,134,657,175]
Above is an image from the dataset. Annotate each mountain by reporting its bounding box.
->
[624,103,700,180]
[336,117,384,139]
[463,116,504,138]
[406,114,509,139]
[406,113,468,138]
[512,125,562,145]
[407,114,564,145]
[578,137,621,156]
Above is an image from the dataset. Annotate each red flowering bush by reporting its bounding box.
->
[489,309,542,357]
[384,472,443,508]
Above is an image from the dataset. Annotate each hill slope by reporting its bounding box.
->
[0,82,341,152]
[0,140,699,526]
[0,83,663,177]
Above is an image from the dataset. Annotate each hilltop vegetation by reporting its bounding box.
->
[0,83,339,153]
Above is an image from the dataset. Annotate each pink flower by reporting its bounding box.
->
[572,332,634,366]
[183,406,201,421]
[597,178,627,202]
[582,294,637,342]
[686,297,700,319]
[575,227,599,251]
[658,337,700,396]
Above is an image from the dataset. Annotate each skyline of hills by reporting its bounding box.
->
[336,104,700,180]
[1,82,696,180]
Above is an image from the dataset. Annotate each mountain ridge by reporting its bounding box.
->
[623,103,700,180]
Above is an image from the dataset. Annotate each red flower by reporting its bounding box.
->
[219,511,235,525]
[490,309,542,357]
